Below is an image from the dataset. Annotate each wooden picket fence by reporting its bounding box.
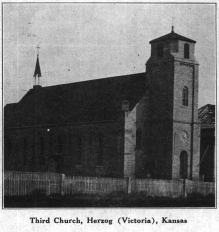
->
[4,171,61,196]
[4,171,215,197]
[131,179,184,197]
[64,175,126,194]
[186,180,215,196]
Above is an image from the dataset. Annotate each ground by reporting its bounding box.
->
[4,192,215,208]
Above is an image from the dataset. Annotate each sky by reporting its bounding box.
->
[3,3,216,107]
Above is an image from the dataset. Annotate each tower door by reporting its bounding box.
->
[180,151,188,179]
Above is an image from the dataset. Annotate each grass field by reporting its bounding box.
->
[4,192,215,208]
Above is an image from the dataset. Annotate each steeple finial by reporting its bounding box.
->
[171,17,175,32]
[33,53,42,77]
[33,45,42,87]
[36,44,40,57]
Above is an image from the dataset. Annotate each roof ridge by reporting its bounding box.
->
[42,72,146,89]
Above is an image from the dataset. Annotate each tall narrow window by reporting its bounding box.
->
[39,137,45,166]
[58,135,62,153]
[23,137,27,166]
[97,134,103,166]
[6,138,12,156]
[15,143,19,166]
[117,133,123,154]
[77,135,82,165]
[184,43,189,59]
[49,134,53,155]
[157,43,164,59]
[68,130,72,154]
[182,87,188,106]
[31,138,35,168]
[89,131,93,154]
[136,128,142,149]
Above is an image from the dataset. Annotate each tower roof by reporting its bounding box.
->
[33,56,42,77]
[149,30,196,44]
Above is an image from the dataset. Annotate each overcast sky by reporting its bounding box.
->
[3,3,216,107]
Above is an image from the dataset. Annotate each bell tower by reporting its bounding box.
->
[146,27,200,180]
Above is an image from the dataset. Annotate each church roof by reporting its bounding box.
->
[198,104,215,128]
[149,30,196,44]
[4,72,147,128]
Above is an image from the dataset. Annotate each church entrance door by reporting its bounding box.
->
[180,151,188,179]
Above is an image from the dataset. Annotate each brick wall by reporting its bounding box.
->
[4,120,124,178]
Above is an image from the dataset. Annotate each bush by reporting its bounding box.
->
[206,193,215,199]
[187,192,204,199]
[31,188,47,197]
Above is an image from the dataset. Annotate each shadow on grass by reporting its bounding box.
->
[4,192,215,208]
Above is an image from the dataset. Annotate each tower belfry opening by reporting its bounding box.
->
[33,45,42,87]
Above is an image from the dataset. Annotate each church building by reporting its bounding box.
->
[4,27,201,180]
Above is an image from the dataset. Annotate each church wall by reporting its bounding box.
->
[123,107,137,178]
[172,123,192,179]
[173,63,194,121]
[4,120,125,178]
[135,93,150,178]
[172,62,200,180]
[145,61,174,179]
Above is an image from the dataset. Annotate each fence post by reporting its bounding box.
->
[127,177,132,194]
[183,179,187,198]
[61,174,65,196]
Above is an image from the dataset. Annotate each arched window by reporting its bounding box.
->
[157,43,164,59]
[117,133,123,154]
[180,151,188,179]
[184,43,189,59]
[77,134,82,165]
[97,134,103,166]
[6,138,12,156]
[49,133,53,155]
[89,131,93,154]
[182,87,188,106]
[31,138,35,168]
[58,135,62,153]
[136,128,142,149]
[39,137,45,166]
[23,137,27,166]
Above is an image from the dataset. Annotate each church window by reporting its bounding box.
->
[58,135,62,153]
[97,134,103,166]
[136,128,142,149]
[117,133,123,154]
[6,138,12,156]
[31,138,35,168]
[39,137,45,166]
[49,134,53,155]
[184,43,189,59]
[23,137,27,166]
[182,87,188,106]
[77,135,82,165]
[157,43,164,59]
[89,131,93,154]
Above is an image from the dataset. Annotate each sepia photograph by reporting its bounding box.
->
[2,1,216,212]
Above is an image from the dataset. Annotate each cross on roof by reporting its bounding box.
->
[172,17,175,27]
[171,17,175,32]
[36,44,40,56]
